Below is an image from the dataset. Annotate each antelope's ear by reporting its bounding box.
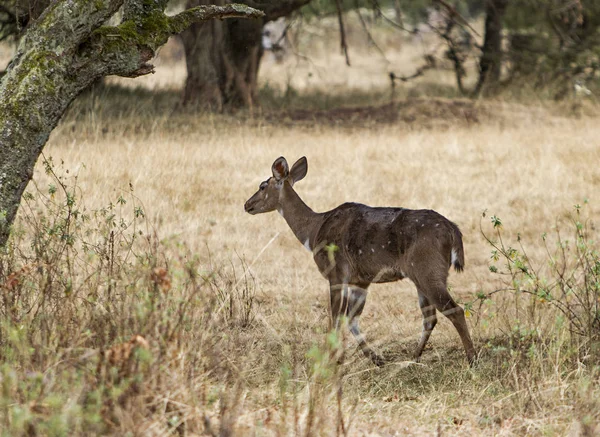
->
[289,157,308,186]
[272,157,289,181]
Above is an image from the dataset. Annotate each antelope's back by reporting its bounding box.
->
[313,203,459,283]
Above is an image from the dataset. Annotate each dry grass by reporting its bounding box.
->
[23,93,600,435]
[2,17,600,436]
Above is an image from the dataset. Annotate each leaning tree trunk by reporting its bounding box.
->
[0,1,263,248]
[181,0,310,110]
[474,0,509,96]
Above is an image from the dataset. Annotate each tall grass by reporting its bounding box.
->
[1,138,600,435]
[0,160,358,435]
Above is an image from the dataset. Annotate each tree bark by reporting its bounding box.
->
[181,0,310,110]
[474,0,509,96]
[0,1,263,248]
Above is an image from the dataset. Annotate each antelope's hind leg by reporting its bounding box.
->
[329,282,384,367]
[414,291,438,362]
[437,296,477,365]
[419,278,476,365]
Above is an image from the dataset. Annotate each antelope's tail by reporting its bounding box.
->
[451,224,465,273]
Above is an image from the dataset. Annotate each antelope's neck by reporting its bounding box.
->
[278,183,322,250]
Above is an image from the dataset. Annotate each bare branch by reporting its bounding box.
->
[432,0,480,37]
[354,0,389,63]
[389,58,435,82]
[427,18,469,95]
[334,0,350,66]
[369,0,417,34]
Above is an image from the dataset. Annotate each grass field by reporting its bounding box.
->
[2,17,600,436]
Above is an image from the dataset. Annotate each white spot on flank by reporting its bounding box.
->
[304,239,311,252]
[358,249,363,255]
[435,223,440,227]
[371,248,375,253]
[451,249,458,265]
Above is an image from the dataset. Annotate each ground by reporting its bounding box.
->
[1,15,600,436]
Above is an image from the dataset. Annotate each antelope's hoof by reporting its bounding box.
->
[468,352,478,367]
[370,353,385,367]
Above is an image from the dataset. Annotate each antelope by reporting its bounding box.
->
[244,157,476,366]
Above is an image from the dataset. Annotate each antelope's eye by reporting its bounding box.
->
[259,183,267,190]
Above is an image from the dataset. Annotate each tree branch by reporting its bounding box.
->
[432,0,480,37]
[389,59,435,83]
[369,0,417,34]
[427,16,470,95]
[169,4,265,34]
[334,0,350,66]
[354,0,388,63]
[243,0,310,22]
[123,0,173,23]
[22,0,124,56]
[74,4,264,78]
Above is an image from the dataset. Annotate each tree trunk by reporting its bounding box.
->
[0,1,263,248]
[181,0,310,110]
[182,0,264,111]
[474,0,509,96]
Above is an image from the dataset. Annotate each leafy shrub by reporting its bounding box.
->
[477,202,600,357]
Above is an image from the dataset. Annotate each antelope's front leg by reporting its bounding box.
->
[329,282,385,367]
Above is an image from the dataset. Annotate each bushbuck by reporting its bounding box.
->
[244,156,476,366]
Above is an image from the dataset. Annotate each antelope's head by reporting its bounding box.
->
[244,156,308,215]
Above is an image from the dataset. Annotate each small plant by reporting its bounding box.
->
[478,202,600,355]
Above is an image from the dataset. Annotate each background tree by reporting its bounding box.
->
[0,0,263,248]
[473,0,509,95]
[504,0,600,98]
[181,0,310,110]
[406,0,599,97]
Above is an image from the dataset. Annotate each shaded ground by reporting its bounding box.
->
[64,84,592,135]
[267,98,483,128]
